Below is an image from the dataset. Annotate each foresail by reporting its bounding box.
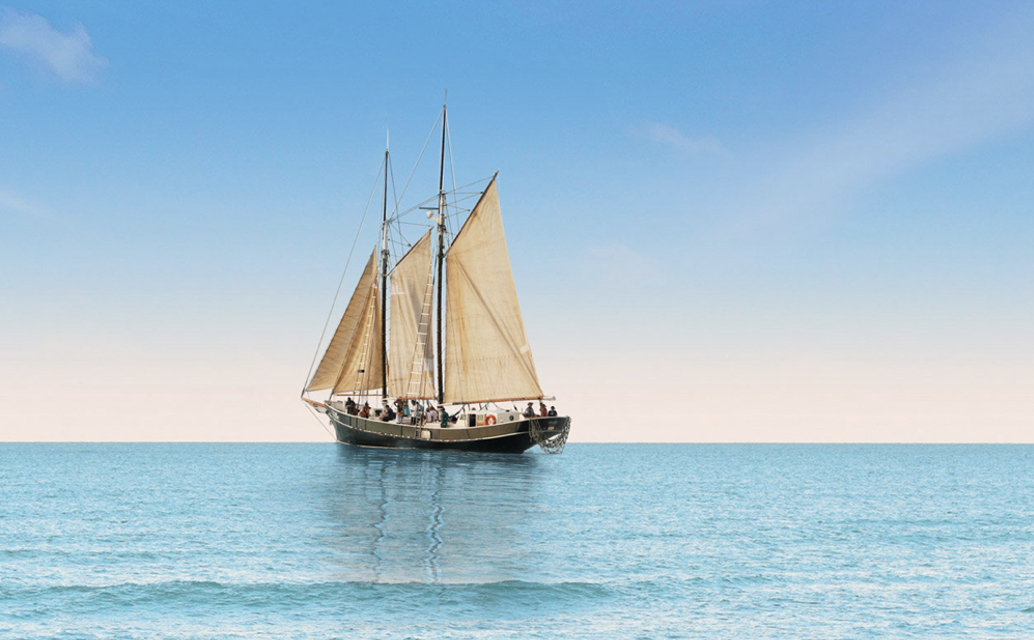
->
[388,230,436,398]
[332,283,383,395]
[444,180,543,403]
[306,248,384,394]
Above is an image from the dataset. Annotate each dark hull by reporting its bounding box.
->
[326,405,570,454]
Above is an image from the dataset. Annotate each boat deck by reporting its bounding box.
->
[317,400,570,452]
[326,402,551,442]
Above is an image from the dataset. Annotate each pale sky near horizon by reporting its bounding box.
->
[2,1,1032,442]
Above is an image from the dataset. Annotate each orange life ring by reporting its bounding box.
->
[485,415,497,426]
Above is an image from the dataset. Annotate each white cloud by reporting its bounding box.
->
[0,8,106,83]
[634,121,731,157]
[0,186,54,220]
[731,7,1034,228]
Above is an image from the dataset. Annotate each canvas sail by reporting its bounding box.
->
[306,248,384,394]
[444,180,543,403]
[388,230,436,398]
[331,282,383,395]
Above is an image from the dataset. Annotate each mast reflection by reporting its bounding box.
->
[319,445,545,584]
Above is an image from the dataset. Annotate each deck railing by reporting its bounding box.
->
[327,405,568,442]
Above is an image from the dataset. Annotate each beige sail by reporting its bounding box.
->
[332,281,383,395]
[444,180,543,403]
[388,230,436,398]
[306,248,384,394]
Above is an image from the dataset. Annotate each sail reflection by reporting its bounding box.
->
[318,446,546,584]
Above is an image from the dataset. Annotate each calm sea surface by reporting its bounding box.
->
[2,444,1033,639]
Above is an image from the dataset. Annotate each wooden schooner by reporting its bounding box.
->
[301,103,571,454]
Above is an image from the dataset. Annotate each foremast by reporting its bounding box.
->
[435,101,447,406]
[380,137,390,399]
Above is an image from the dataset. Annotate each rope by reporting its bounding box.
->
[304,402,335,439]
[387,152,415,256]
[447,113,457,198]
[446,112,458,236]
[301,156,383,395]
[392,110,441,221]
[530,419,570,454]
[388,178,491,223]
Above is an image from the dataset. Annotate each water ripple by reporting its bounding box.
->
[2,443,1033,638]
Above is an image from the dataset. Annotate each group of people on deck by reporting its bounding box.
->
[523,402,558,418]
[343,397,557,427]
[342,397,453,427]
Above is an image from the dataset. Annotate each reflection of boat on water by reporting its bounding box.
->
[320,446,545,584]
[301,102,570,454]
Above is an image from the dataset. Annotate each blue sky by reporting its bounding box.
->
[2,1,1032,441]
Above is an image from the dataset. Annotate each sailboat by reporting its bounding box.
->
[300,103,571,454]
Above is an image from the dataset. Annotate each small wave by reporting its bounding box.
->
[0,547,163,562]
[5,579,614,616]
[430,579,612,608]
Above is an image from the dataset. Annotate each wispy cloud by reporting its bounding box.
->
[731,7,1034,228]
[0,8,106,83]
[633,121,731,158]
[0,186,53,220]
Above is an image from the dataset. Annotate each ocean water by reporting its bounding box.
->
[2,444,1033,639]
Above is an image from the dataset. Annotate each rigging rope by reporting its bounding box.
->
[392,110,442,220]
[445,113,457,237]
[304,402,335,439]
[530,419,570,454]
[300,155,383,395]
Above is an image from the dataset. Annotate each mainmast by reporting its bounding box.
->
[380,136,389,399]
[435,101,447,405]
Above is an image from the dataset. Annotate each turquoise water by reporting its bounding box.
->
[2,444,1033,638]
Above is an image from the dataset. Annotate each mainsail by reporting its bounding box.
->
[306,248,384,394]
[388,230,436,398]
[444,180,543,403]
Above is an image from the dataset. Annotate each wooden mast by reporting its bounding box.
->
[380,138,389,399]
[435,101,447,405]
